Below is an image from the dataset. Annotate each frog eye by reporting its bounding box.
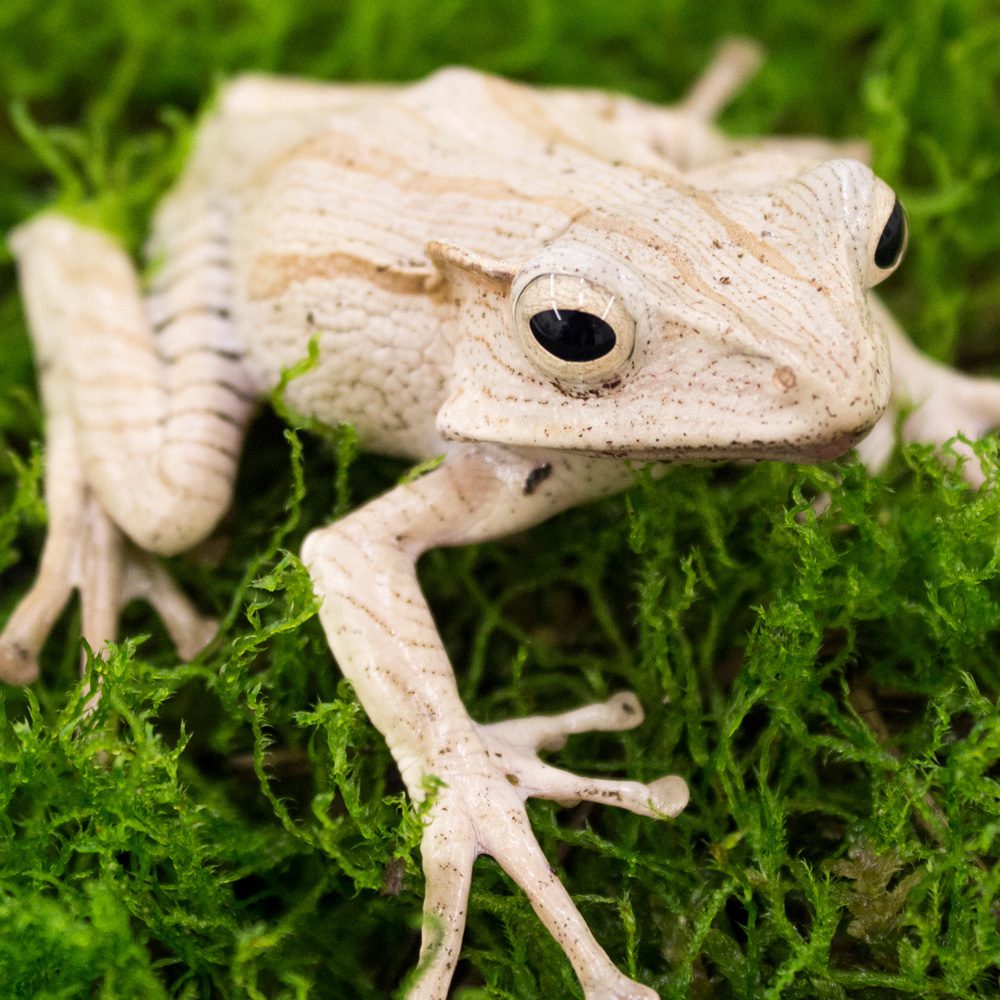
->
[528,309,617,362]
[869,196,908,285]
[513,273,636,384]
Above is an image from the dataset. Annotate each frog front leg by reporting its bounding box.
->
[856,298,1000,484]
[302,446,687,1000]
[1,214,255,681]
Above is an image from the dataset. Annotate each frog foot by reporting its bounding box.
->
[408,692,687,1000]
[857,372,1000,487]
[861,307,1000,486]
[900,374,1000,487]
[0,484,216,686]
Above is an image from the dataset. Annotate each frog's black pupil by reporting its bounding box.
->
[528,309,616,363]
[874,198,907,270]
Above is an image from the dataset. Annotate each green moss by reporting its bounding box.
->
[1,1,999,997]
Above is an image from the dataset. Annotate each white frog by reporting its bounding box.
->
[3,40,998,1000]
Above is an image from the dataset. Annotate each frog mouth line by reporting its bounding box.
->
[564,422,880,465]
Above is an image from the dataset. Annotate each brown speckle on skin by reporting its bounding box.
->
[381,858,406,896]
[523,463,553,495]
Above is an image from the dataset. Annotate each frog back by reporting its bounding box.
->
[150,69,678,459]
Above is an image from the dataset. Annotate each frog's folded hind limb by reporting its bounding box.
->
[0,407,84,684]
[10,212,256,557]
[0,435,217,685]
[122,551,217,660]
[679,37,765,121]
[1,213,226,683]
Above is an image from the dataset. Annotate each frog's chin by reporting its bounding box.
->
[636,427,871,464]
[493,419,881,466]
[800,427,874,462]
[584,424,876,464]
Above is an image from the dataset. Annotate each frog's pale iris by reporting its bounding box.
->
[513,272,636,384]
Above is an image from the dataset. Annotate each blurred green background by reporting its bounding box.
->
[1,1,999,998]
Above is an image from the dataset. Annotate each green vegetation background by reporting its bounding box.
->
[1,1,999,997]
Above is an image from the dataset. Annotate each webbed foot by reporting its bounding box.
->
[408,693,686,1000]
[0,429,215,685]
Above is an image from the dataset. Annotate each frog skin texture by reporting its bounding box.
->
[3,40,999,1000]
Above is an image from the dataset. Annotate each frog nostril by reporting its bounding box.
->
[773,366,797,391]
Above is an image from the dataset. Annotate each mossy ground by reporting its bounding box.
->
[1,2,999,997]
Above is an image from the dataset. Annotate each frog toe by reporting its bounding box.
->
[0,535,75,684]
[474,783,660,1000]
[0,639,39,685]
[409,807,477,1000]
[480,690,646,753]
[477,693,687,819]
[122,551,217,660]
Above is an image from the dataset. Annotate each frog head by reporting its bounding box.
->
[432,158,902,462]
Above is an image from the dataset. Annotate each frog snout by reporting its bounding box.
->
[779,352,889,454]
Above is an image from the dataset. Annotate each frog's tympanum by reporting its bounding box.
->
[3,41,997,1000]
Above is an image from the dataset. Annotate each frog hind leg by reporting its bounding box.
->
[621,38,867,174]
[675,36,764,121]
[302,447,685,999]
[1,212,254,682]
[0,472,214,685]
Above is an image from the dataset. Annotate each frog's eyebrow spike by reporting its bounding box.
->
[425,240,515,289]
